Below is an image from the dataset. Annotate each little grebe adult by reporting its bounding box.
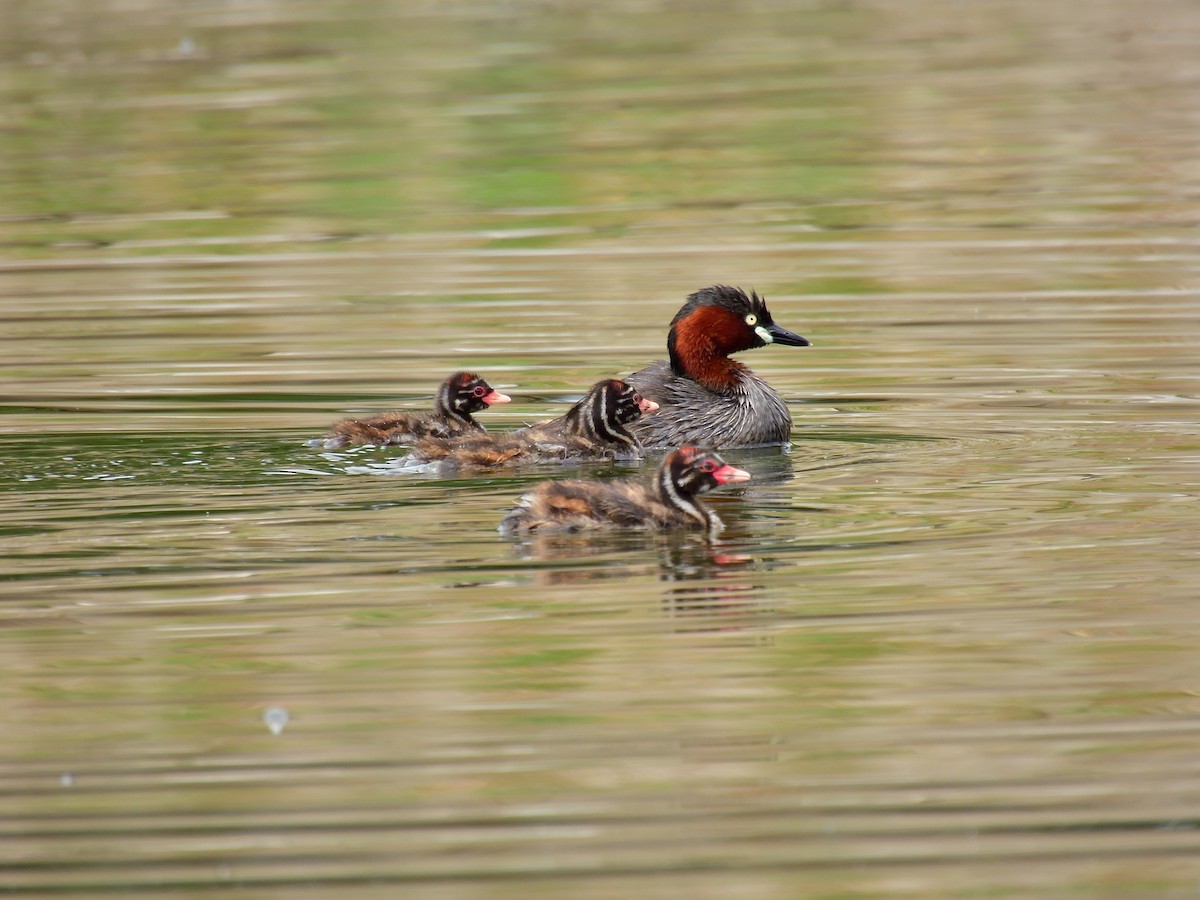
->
[314,372,510,449]
[499,446,750,535]
[409,378,657,471]
[626,285,810,449]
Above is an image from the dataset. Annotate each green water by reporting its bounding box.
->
[2,1,1199,897]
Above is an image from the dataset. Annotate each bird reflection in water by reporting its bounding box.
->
[506,530,767,634]
[656,538,766,634]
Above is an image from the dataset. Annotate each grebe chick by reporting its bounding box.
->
[409,379,657,470]
[627,285,810,449]
[314,372,510,450]
[500,446,750,535]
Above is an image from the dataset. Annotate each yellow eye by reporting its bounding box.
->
[745,313,758,326]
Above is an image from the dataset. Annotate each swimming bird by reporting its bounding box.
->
[626,285,810,448]
[409,378,657,471]
[314,372,510,449]
[499,445,750,535]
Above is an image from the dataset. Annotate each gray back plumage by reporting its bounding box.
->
[627,360,791,448]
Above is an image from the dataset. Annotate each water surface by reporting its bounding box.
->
[2,1,1199,896]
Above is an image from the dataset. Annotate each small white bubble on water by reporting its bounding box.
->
[263,706,289,735]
